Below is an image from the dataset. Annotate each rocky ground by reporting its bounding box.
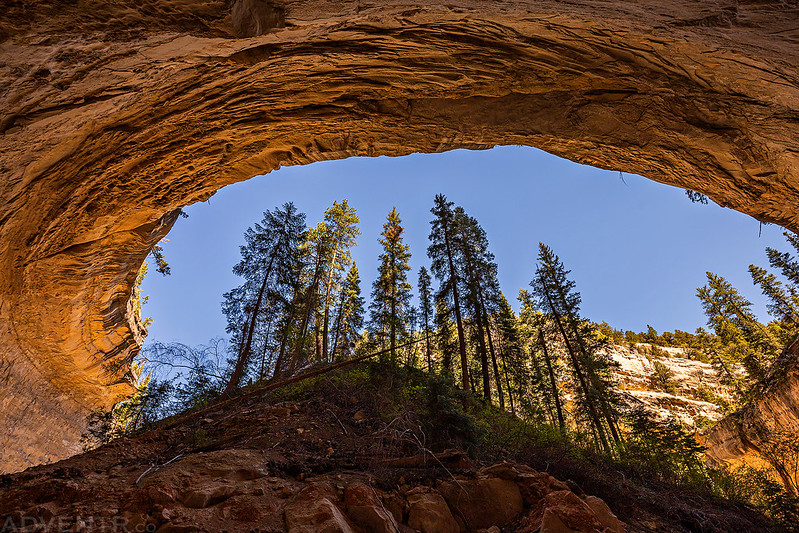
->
[0,363,771,532]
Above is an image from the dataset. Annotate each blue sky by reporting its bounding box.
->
[141,145,787,348]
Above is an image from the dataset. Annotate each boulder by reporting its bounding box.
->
[343,483,400,533]
[480,462,537,480]
[528,490,605,533]
[406,488,460,533]
[516,472,571,506]
[540,508,580,533]
[584,495,625,533]
[438,478,523,529]
[285,497,355,533]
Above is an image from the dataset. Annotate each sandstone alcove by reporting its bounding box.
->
[1,0,798,473]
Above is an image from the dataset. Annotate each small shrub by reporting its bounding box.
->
[649,361,677,394]
[694,384,732,412]
[194,429,210,448]
[620,407,709,488]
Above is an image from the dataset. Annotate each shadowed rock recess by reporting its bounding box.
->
[0,0,798,473]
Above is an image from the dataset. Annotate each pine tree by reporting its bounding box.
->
[451,208,489,400]
[330,263,365,360]
[749,265,799,324]
[531,243,621,452]
[749,231,799,328]
[517,289,565,431]
[418,266,434,372]
[287,201,360,368]
[272,232,312,378]
[697,272,778,384]
[221,203,306,394]
[321,200,361,361]
[370,207,413,363]
[291,222,329,368]
[766,231,799,286]
[495,293,525,415]
[434,294,457,380]
[452,207,504,405]
[428,194,470,390]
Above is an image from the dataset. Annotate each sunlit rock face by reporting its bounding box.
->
[706,342,799,485]
[608,344,733,429]
[1,0,798,473]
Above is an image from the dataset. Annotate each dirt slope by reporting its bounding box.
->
[0,364,772,532]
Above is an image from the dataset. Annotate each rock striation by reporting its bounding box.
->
[705,338,799,489]
[607,344,732,429]
[1,0,799,472]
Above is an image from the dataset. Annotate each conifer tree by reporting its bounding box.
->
[434,295,457,380]
[428,194,470,390]
[272,233,312,378]
[697,272,778,384]
[453,208,492,401]
[452,207,504,405]
[531,243,620,451]
[321,200,360,360]
[766,231,799,286]
[330,263,364,359]
[496,293,525,415]
[221,203,305,394]
[749,265,799,324]
[749,231,799,327]
[291,222,330,366]
[418,266,434,372]
[517,289,565,431]
[370,207,413,362]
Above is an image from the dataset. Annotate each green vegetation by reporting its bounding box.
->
[94,196,799,530]
[649,360,677,394]
[267,362,791,531]
[369,207,413,363]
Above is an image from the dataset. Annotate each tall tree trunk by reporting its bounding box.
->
[273,282,302,379]
[322,244,342,361]
[539,330,566,433]
[330,297,345,360]
[315,317,323,361]
[531,348,555,426]
[571,322,622,446]
[258,317,274,380]
[224,250,277,396]
[495,329,515,415]
[473,299,492,402]
[501,354,515,415]
[424,322,432,372]
[461,248,490,402]
[555,281,621,445]
[294,249,323,363]
[442,221,469,391]
[468,362,478,394]
[481,299,503,409]
[545,290,610,452]
[390,249,397,362]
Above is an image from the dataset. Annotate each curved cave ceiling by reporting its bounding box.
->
[1,0,798,472]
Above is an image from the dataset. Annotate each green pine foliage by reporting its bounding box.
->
[221,202,307,391]
[369,207,413,363]
[530,243,623,453]
[417,266,435,371]
[428,194,470,391]
[330,264,365,360]
[697,272,779,398]
[621,407,708,486]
